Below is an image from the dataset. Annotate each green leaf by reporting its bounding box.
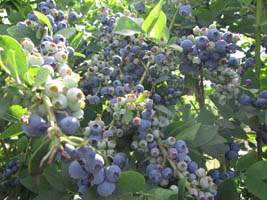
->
[245,176,267,200]
[205,134,227,145]
[176,123,201,141]
[122,109,133,124]
[142,0,162,33]
[43,164,65,192]
[23,67,39,86]
[189,125,218,148]
[0,35,28,84]
[55,28,77,38]
[0,24,10,35]
[154,105,173,117]
[209,96,235,119]
[0,123,23,139]
[235,151,257,171]
[2,105,27,122]
[33,67,51,88]
[147,188,176,200]
[113,16,143,36]
[74,52,86,58]
[21,176,39,193]
[216,179,239,200]
[178,177,186,200]
[200,143,225,159]
[197,108,216,125]
[33,190,70,200]
[33,11,52,32]
[29,140,50,174]
[118,171,145,193]
[7,25,40,45]
[142,0,169,41]
[154,75,169,84]
[247,160,267,180]
[136,93,147,104]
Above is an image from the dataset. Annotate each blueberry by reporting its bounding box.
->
[40,6,50,15]
[181,39,193,52]
[85,154,104,174]
[221,172,230,180]
[209,169,220,180]
[90,123,102,135]
[139,119,151,131]
[188,161,198,173]
[91,168,105,186]
[245,57,254,68]
[97,181,116,197]
[148,169,162,184]
[179,5,191,17]
[215,40,227,53]
[226,150,238,160]
[59,116,80,135]
[113,153,128,169]
[11,166,18,173]
[154,54,166,65]
[207,29,221,42]
[76,145,96,162]
[239,94,251,106]
[223,32,233,43]
[227,170,235,178]
[215,178,224,185]
[259,90,267,99]
[228,57,239,66]
[134,1,146,13]
[255,98,267,109]
[230,142,240,152]
[78,185,89,196]
[68,161,88,179]
[174,140,187,153]
[8,160,16,168]
[87,95,101,106]
[22,114,49,137]
[27,12,39,22]
[162,167,173,179]
[115,86,125,96]
[112,55,121,65]
[89,135,102,146]
[45,0,56,9]
[105,165,121,183]
[68,11,79,22]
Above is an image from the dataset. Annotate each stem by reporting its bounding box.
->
[139,68,147,85]
[17,138,32,176]
[257,140,262,161]
[0,139,9,159]
[255,0,264,79]
[169,8,179,33]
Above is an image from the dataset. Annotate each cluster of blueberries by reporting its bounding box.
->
[1,160,20,188]
[82,8,184,107]
[179,26,240,73]
[17,0,79,33]
[239,90,267,109]
[208,169,235,185]
[18,15,85,137]
[145,139,217,199]
[225,141,240,163]
[62,144,128,197]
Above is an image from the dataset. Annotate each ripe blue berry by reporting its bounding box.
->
[59,116,80,135]
[97,181,116,197]
[134,1,145,13]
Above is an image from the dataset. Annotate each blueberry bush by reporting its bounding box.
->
[0,0,267,199]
